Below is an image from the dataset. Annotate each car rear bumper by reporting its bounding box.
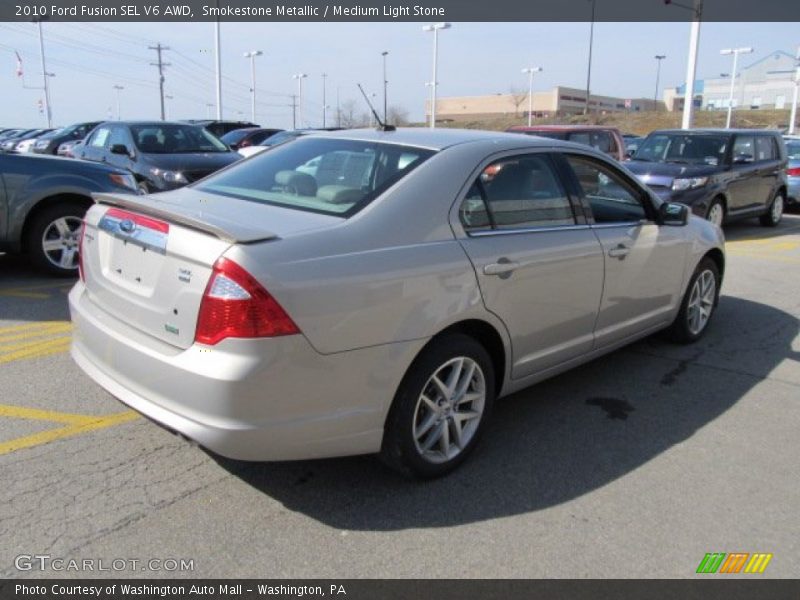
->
[69,282,424,461]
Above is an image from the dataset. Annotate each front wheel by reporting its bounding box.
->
[706,198,725,228]
[25,203,87,277]
[759,191,784,227]
[666,257,720,344]
[380,334,495,478]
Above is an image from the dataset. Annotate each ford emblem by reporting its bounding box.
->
[119,219,136,234]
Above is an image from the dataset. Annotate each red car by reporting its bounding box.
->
[506,125,627,161]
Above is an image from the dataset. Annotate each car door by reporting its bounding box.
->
[78,125,112,163]
[558,153,690,349]
[727,134,761,213]
[455,152,605,379]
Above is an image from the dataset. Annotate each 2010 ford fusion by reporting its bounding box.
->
[69,128,725,477]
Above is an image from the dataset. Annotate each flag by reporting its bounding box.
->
[14,50,23,78]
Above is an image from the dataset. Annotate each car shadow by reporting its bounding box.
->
[211,295,798,530]
[0,253,74,323]
[723,212,800,242]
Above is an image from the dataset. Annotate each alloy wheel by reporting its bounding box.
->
[412,357,486,464]
[41,216,82,270]
[772,195,784,223]
[707,203,724,228]
[687,269,716,336]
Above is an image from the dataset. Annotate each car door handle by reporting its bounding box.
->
[484,261,520,276]
[608,244,630,259]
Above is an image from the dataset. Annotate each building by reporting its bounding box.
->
[429,86,662,122]
[663,50,799,112]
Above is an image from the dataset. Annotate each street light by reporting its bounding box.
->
[720,46,753,128]
[112,84,124,120]
[422,22,451,129]
[521,67,542,126]
[653,55,666,110]
[381,51,389,123]
[293,73,308,128]
[789,45,800,135]
[33,16,53,127]
[243,50,263,123]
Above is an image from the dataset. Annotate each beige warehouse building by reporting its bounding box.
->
[428,86,661,122]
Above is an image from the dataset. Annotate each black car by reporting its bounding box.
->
[0,153,138,275]
[32,121,103,155]
[219,127,283,150]
[625,129,788,227]
[77,121,241,193]
[183,119,260,138]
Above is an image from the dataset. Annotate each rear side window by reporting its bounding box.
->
[733,136,756,162]
[460,154,575,231]
[755,136,777,161]
[89,127,111,148]
[197,138,435,217]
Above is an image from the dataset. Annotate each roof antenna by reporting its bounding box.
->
[357,83,395,132]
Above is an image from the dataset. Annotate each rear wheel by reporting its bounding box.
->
[666,257,720,344]
[25,203,87,277]
[759,191,784,227]
[705,198,725,228]
[380,334,495,478]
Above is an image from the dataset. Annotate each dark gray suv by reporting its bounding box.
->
[625,129,788,227]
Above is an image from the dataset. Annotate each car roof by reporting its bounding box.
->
[652,128,781,135]
[317,127,584,151]
[508,125,620,132]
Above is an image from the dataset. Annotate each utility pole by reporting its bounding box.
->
[165,94,173,120]
[290,95,297,129]
[584,0,596,116]
[149,43,170,120]
[336,86,341,127]
[322,73,327,127]
[33,18,53,127]
[113,84,124,120]
[214,18,222,120]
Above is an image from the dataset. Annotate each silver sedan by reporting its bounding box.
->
[69,128,725,477]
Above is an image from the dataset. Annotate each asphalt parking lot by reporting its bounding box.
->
[2,214,799,579]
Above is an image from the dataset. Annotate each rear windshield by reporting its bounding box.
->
[196,137,435,217]
[633,133,729,166]
[786,141,800,160]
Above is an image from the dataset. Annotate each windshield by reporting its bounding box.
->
[633,133,729,166]
[786,141,800,160]
[259,130,305,147]
[130,124,229,154]
[196,137,435,217]
[220,129,253,145]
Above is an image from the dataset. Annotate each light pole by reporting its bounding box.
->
[381,51,388,123]
[205,102,214,119]
[789,45,800,135]
[33,17,53,127]
[322,73,327,127]
[653,55,666,110]
[113,85,124,120]
[422,22,451,129]
[664,0,704,129]
[584,0,595,116]
[214,6,222,120]
[521,67,542,126]
[720,46,753,129]
[293,73,307,127]
[243,50,263,123]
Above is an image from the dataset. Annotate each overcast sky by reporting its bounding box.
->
[0,21,797,129]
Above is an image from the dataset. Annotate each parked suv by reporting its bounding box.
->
[626,129,788,227]
[507,125,627,161]
[76,121,240,193]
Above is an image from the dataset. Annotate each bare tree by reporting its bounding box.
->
[339,99,360,128]
[509,85,528,117]
[387,105,410,126]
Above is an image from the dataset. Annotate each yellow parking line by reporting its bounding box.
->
[0,323,73,344]
[0,337,71,365]
[0,281,74,294]
[0,408,139,456]
[726,251,800,265]
[0,322,68,335]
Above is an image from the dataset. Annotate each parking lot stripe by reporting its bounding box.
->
[0,337,71,365]
[0,282,74,299]
[0,408,139,456]
[0,323,73,345]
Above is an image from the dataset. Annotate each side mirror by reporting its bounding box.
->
[625,148,636,158]
[110,144,131,157]
[658,202,689,226]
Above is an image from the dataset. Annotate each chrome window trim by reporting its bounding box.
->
[465,220,652,237]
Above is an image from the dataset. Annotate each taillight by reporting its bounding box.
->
[78,220,86,282]
[195,258,300,345]
[787,167,800,177]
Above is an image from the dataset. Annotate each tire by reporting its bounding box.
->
[137,181,151,195]
[705,198,725,228]
[25,202,87,277]
[380,333,496,478]
[759,191,784,227]
[666,257,720,344]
